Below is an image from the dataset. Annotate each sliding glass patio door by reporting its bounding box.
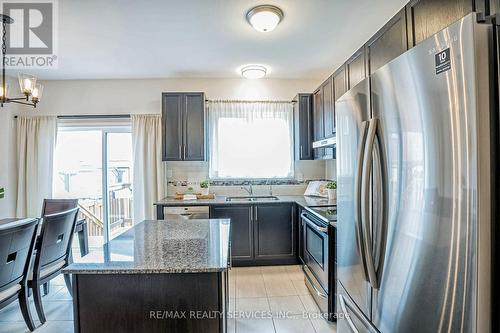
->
[52,123,133,250]
[104,131,133,240]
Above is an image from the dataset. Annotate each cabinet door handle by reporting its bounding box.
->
[183,145,186,160]
[254,207,258,221]
[178,145,182,159]
[250,207,253,221]
[300,145,303,158]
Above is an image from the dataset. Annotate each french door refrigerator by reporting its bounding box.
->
[336,13,497,333]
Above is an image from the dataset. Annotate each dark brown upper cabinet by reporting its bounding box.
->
[366,8,408,75]
[313,76,335,141]
[406,0,474,47]
[322,75,335,138]
[346,46,367,89]
[162,92,205,161]
[333,64,347,102]
[294,94,313,160]
[313,88,324,160]
[313,88,324,142]
[312,75,336,160]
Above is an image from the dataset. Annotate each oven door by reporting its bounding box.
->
[302,212,329,293]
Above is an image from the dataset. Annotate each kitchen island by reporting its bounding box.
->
[64,218,231,333]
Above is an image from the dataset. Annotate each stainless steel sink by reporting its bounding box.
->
[225,196,280,202]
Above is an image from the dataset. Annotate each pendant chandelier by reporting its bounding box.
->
[0,14,42,108]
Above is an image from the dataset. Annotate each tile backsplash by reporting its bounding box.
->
[325,159,336,180]
[164,159,336,196]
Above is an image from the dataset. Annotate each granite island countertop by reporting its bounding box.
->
[63,219,230,274]
[154,195,335,208]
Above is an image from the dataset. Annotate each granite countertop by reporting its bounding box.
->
[154,195,336,208]
[63,219,230,274]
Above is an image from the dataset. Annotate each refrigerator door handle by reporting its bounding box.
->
[354,121,369,282]
[361,118,379,289]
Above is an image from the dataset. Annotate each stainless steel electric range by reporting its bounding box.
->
[300,205,336,321]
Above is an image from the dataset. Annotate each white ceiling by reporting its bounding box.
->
[22,0,408,80]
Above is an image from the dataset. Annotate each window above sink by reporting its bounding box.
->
[207,101,294,179]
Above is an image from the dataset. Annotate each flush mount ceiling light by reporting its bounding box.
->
[246,5,283,32]
[240,65,268,79]
[0,14,42,108]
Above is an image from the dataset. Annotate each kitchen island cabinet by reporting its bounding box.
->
[64,219,230,333]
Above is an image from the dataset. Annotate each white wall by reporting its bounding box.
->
[4,77,330,208]
[15,78,321,117]
[0,77,21,217]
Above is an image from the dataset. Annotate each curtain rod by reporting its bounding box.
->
[14,114,131,119]
[206,99,295,104]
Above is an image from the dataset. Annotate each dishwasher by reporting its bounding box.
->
[164,206,210,220]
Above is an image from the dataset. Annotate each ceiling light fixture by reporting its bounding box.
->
[246,5,283,33]
[241,65,267,79]
[0,14,42,108]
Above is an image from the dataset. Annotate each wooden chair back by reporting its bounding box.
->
[34,208,79,276]
[41,199,78,217]
[0,219,39,292]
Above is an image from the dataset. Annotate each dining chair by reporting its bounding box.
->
[40,198,78,296]
[41,199,78,217]
[0,218,39,331]
[28,208,79,324]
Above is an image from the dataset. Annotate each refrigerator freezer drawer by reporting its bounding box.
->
[337,282,378,333]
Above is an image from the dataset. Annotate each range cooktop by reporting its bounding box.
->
[307,206,337,223]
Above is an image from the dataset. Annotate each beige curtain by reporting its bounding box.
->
[15,116,58,217]
[132,114,164,221]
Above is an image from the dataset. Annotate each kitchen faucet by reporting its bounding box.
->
[241,183,253,196]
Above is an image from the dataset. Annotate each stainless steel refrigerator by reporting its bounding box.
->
[336,13,496,333]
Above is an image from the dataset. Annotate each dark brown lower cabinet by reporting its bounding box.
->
[210,205,253,261]
[210,203,296,266]
[254,204,295,260]
[72,272,228,333]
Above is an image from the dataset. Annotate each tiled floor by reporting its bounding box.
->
[229,265,336,333]
[0,275,73,333]
[0,265,336,333]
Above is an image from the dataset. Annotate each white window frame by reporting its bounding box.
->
[207,101,294,180]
